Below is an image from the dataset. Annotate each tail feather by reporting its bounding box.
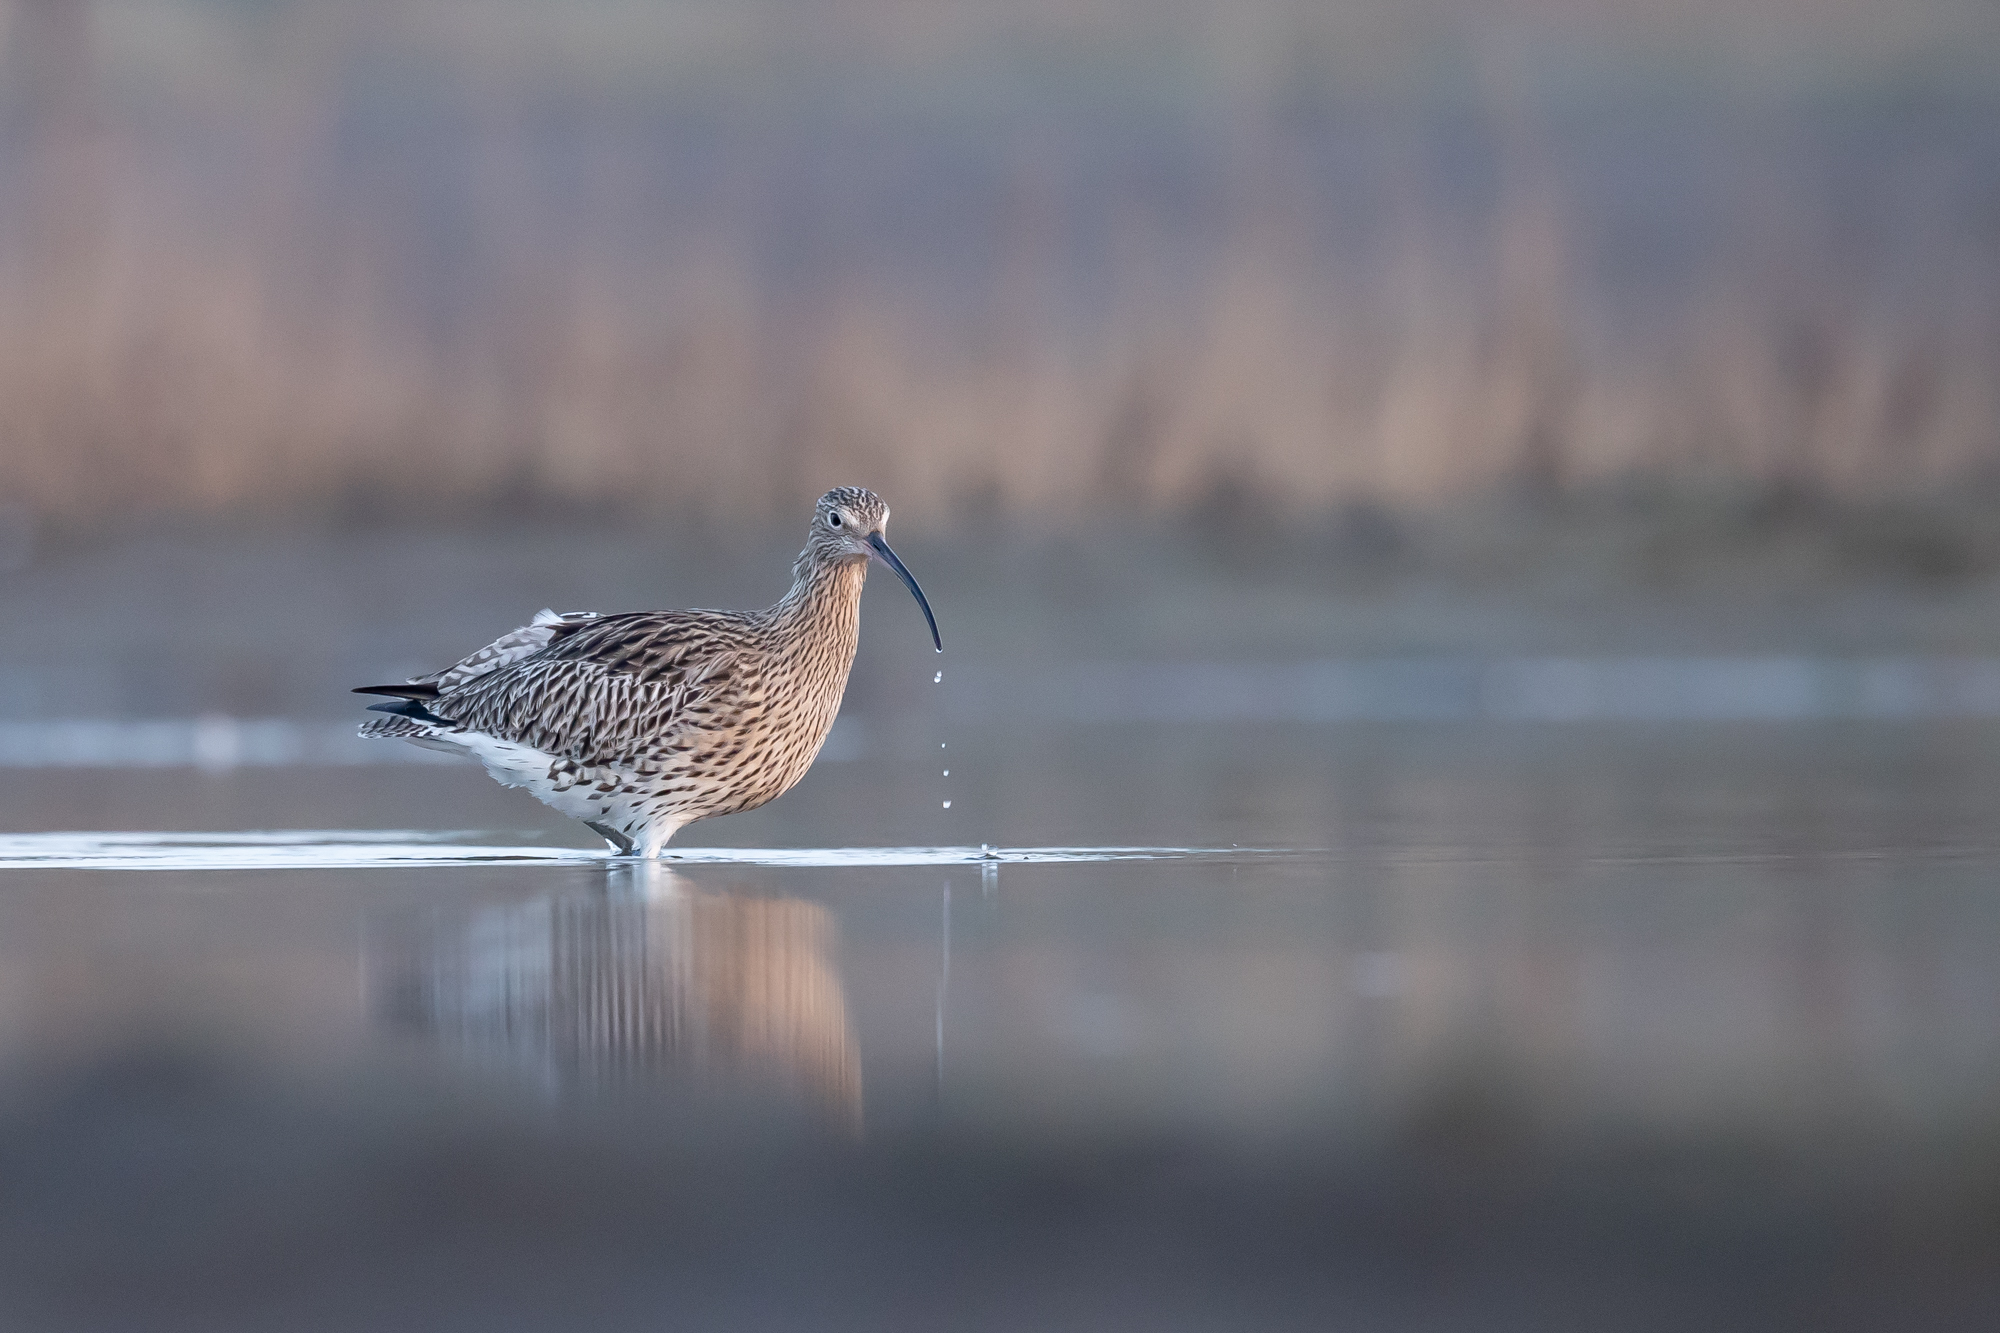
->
[359,711,471,755]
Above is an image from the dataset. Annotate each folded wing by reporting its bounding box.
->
[375,611,748,768]
[416,608,604,692]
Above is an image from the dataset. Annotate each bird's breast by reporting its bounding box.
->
[675,590,862,817]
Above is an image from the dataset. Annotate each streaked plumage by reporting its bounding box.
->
[356,487,940,856]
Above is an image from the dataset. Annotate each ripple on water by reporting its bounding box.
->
[0,832,1291,872]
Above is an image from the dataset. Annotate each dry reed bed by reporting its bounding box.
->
[1,191,1994,531]
[4,0,1999,528]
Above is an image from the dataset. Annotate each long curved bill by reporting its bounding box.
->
[867,532,942,652]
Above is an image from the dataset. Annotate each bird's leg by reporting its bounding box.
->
[584,821,635,855]
[638,824,682,859]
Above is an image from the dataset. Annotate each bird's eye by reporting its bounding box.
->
[828,512,842,527]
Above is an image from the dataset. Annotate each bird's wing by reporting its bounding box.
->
[413,608,603,693]
[429,610,752,767]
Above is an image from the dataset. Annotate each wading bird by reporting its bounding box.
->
[355,487,940,856]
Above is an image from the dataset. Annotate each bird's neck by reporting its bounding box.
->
[770,557,867,644]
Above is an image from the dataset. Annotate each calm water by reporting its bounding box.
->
[2,722,1998,1329]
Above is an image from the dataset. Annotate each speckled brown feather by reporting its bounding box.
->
[358,487,913,855]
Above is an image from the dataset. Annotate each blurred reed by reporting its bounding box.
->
[0,0,1995,529]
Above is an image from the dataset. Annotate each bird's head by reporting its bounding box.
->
[809,486,891,563]
[804,486,941,651]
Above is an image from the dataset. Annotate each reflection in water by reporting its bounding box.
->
[376,865,861,1128]
[936,884,951,1099]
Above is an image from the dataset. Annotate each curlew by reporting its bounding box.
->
[354,487,940,856]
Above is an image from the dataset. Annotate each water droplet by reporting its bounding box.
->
[940,742,946,749]
[942,769,949,777]
[941,800,952,809]
[933,670,943,684]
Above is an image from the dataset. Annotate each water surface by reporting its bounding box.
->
[2,722,1997,1329]
[3,722,1996,1133]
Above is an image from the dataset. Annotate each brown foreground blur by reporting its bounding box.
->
[0,0,1996,527]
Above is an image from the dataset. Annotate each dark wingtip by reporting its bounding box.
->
[365,697,448,724]
[353,683,441,700]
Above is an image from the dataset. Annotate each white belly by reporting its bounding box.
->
[429,730,684,856]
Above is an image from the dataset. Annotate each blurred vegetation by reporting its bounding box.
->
[0,0,1996,531]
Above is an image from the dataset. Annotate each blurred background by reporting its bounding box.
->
[2,0,1999,528]
[2,0,2000,721]
[1,2,2000,1329]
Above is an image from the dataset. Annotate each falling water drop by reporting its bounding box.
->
[941,799,952,809]
[934,670,943,684]
[942,769,949,777]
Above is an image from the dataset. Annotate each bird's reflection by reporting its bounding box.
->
[375,863,861,1128]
